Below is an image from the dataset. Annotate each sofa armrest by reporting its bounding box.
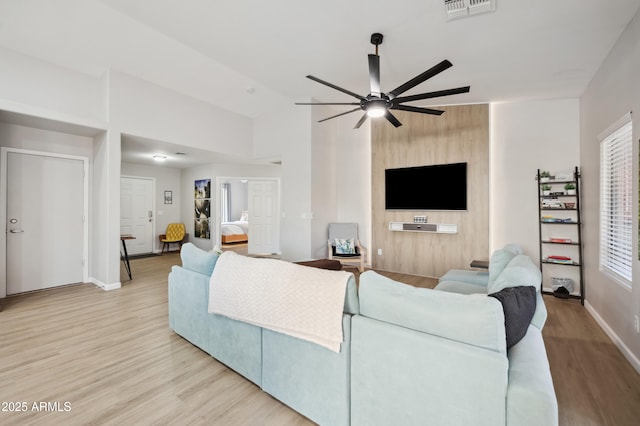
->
[168,265,212,353]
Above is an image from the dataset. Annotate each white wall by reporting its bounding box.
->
[0,123,95,157]
[109,71,253,159]
[490,99,580,258]
[336,116,372,265]
[91,131,110,287]
[121,162,182,253]
[310,106,338,260]
[580,10,640,371]
[0,47,105,122]
[254,103,313,260]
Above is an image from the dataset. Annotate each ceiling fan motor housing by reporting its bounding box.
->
[362,94,391,111]
[370,33,384,46]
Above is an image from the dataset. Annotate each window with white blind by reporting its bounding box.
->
[221,183,231,223]
[599,114,633,286]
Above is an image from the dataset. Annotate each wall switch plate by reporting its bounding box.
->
[634,315,639,334]
[378,248,382,256]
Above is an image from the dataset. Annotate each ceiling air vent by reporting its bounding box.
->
[445,0,495,20]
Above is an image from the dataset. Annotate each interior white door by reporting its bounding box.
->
[120,177,154,255]
[248,180,280,254]
[6,152,84,294]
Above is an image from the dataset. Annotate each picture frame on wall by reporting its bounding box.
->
[194,178,212,239]
[194,179,211,199]
[164,190,172,204]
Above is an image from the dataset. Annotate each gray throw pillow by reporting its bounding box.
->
[488,286,537,349]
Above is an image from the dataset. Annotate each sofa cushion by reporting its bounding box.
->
[488,286,537,349]
[438,269,489,286]
[488,248,518,286]
[434,280,488,295]
[488,255,542,295]
[359,271,506,354]
[180,243,218,276]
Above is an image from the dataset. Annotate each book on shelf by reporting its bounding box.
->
[549,238,572,243]
[541,216,574,223]
[545,255,574,264]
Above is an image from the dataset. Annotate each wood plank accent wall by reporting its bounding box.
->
[371,104,489,278]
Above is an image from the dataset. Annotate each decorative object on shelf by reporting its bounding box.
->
[564,183,576,195]
[554,170,574,181]
[541,199,563,208]
[413,215,428,223]
[537,166,584,304]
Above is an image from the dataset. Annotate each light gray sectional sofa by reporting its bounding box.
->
[168,243,558,426]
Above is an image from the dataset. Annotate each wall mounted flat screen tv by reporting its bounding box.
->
[385,162,467,210]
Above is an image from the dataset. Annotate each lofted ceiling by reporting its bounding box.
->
[0,0,639,166]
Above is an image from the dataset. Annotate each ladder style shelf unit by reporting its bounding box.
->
[536,166,584,304]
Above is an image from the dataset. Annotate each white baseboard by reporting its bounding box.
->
[585,301,640,375]
[89,277,121,291]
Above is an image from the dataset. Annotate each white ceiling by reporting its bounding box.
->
[0,0,639,165]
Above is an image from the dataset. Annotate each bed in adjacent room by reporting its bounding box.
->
[221,220,249,244]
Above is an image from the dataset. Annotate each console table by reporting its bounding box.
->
[120,234,136,280]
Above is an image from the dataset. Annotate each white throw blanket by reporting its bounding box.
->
[208,252,350,352]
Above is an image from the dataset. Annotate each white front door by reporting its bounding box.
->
[248,180,280,255]
[6,151,85,294]
[120,177,154,255]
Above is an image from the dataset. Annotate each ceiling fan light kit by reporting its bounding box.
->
[296,33,470,129]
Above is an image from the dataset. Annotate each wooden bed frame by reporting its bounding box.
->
[221,234,248,244]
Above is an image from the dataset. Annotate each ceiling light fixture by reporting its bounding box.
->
[153,154,167,162]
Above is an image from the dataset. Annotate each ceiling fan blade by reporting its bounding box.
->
[392,104,444,115]
[306,75,365,100]
[295,102,360,105]
[368,54,381,96]
[318,107,362,123]
[393,86,470,104]
[354,113,368,129]
[388,60,453,98]
[385,110,403,127]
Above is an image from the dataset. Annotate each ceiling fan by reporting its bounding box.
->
[296,33,470,129]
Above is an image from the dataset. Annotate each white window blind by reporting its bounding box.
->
[599,115,633,285]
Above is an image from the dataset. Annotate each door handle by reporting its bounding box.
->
[9,229,24,233]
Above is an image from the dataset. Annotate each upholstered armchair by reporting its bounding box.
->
[159,223,187,253]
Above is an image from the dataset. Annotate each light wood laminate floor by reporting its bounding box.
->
[0,254,638,425]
